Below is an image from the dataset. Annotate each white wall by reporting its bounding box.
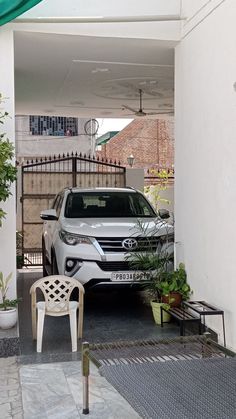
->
[0,29,16,300]
[176,0,236,349]
[126,169,144,191]
[15,117,93,159]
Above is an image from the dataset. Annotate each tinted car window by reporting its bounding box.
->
[64,192,156,218]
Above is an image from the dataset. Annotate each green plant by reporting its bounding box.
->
[126,219,174,305]
[144,168,173,211]
[0,272,20,310]
[0,94,17,226]
[160,263,192,301]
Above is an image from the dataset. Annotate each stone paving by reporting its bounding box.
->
[0,357,139,419]
[0,357,23,419]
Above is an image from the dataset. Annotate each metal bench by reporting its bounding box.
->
[161,306,201,336]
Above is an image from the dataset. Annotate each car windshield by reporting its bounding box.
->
[64,191,156,218]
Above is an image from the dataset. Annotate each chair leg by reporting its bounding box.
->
[69,309,77,352]
[78,303,84,339]
[37,309,45,353]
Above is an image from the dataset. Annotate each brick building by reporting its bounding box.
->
[97,118,174,171]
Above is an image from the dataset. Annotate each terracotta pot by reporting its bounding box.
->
[150,301,170,325]
[162,292,182,307]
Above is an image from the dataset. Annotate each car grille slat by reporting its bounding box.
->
[96,237,161,254]
[96,261,135,271]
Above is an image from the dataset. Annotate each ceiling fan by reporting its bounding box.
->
[122,89,173,117]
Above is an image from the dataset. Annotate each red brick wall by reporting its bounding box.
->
[97,118,174,171]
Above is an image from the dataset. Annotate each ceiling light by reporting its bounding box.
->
[91,68,109,74]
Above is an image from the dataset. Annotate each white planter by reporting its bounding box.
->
[0,308,17,329]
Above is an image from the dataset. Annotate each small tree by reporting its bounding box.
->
[144,168,173,211]
[0,94,17,226]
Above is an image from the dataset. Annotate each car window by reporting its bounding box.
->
[55,194,63,217]
[52,194,60,209]
[64,192,156,218]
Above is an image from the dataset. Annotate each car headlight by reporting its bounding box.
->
[59,230,92,246]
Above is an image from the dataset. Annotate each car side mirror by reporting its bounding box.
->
[158,209,170,219]
[40,209,58,221]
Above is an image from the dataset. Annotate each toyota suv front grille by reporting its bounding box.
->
[96,236,161,253]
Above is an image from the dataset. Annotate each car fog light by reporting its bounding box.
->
[66,259,75,268]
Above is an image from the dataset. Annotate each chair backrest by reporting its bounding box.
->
[30,275,84,314]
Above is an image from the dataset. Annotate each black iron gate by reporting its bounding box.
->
[21,153,126,266]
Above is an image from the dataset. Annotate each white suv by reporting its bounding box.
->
[40,187,174,289]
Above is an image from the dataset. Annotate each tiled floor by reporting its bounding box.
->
[17,271,179,363]
[7,271,180,418]
[20,361,140,419]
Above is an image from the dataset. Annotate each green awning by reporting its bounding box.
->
[96,131,119,145]
[0,0,43,26]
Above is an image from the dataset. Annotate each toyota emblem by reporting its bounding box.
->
[122,238,138,250]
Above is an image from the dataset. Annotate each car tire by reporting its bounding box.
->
[42,239,48,277]
[51,250,59,275]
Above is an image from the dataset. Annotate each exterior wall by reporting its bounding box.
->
[97,119,174,171]
[176,0,236,349]
[0,29,16,300]
[16,116,93,160]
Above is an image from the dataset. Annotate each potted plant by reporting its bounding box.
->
[160,263,192,307]
[127,220,174,325]
[0,272,20,329]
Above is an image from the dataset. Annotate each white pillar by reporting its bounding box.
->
[126,168,144,191]
[0,29,16,299]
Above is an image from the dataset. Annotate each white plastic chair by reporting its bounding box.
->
[30,275,85,353]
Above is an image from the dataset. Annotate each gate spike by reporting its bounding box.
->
[49,155,51,161]
[88,154,91,159]
[114,159,117,165]
[40,157,43,162]
[35,158,38,163]
[53,154,56,160]
[71,151,74,156]
[110,159,112,164]
[84,153,86,158]
[45,156,47,161]
[67,152,69,157]
[105,158,108,163]
[75,151,78,156]
[27,160,29,164]
[31,159,34,164]
[97,155,99,161]
[79,152,82,158]
[118,160,121,165]
[101,157,104,162]
[63,153,65,158]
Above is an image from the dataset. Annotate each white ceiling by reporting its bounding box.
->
[14,31,175,118]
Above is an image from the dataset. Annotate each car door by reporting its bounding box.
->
[44,194,62,261]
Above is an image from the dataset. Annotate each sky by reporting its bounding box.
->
[97,118,133,137]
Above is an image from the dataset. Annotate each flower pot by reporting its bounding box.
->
[162,292,182,307]
[0,308,17,329]
[151,301,170,325]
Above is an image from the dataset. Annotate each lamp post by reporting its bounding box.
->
[127,154,135,167]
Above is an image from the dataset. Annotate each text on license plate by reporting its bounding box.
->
[111,272,149,281]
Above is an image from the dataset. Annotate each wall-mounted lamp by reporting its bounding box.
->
[127,154,135,167]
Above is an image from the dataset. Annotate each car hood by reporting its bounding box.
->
[61,217,173,237]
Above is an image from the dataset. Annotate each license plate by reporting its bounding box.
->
[111,271,149,281]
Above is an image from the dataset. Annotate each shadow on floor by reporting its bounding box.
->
[17,272,179,364]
